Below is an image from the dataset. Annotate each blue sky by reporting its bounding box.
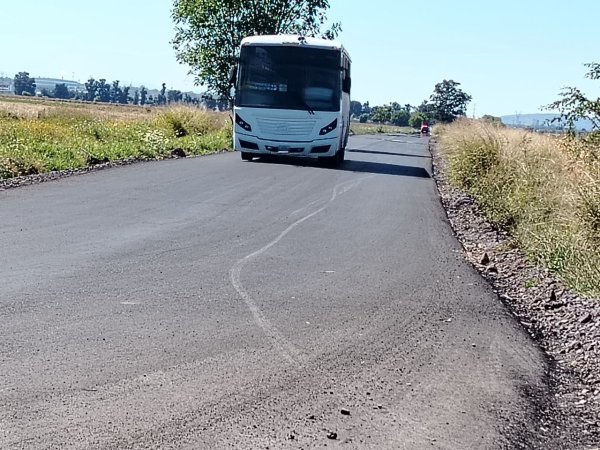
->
[1,0,598,116]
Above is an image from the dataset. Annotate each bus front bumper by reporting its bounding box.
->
[235,135,339,158]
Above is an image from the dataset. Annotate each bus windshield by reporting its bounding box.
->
[236,45,341,112]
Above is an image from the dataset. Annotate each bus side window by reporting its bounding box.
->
[342,55,351,93]
[343,76,351,93]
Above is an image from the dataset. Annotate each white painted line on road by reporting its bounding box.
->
[230,176,373,363]
[289,198,322,217]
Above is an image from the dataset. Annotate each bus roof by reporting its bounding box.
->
[241,35,347,53]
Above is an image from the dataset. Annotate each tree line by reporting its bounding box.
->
[11,72,227,109]
[353,80,474,127]
[13,71,477,126]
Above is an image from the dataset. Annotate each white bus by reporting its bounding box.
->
[233,35,351,166]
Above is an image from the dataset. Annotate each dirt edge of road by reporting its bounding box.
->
[429,139,600,449]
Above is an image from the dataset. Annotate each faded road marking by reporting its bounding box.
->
[230,176,372,363]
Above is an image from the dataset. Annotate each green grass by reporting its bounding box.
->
[437,119,600,297]
[0,97,232,179]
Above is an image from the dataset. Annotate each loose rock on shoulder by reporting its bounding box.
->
[430,137,600,447]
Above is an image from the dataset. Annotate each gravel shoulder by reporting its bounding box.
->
[430,138,600,448]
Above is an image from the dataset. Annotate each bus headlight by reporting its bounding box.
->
[319,119,337,135]
[235,114,252,132]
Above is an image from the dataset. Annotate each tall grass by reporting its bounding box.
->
[0,98,232,179]
[436,119,600,296]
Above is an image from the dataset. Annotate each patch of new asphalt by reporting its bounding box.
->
[0,135,562,449]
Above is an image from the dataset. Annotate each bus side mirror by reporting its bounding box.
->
[229,65,237,85]
[343,77,351,93]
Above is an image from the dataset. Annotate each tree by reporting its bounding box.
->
[370,105,390,124]
[120,86,130,104]
[53,83,70,99]
[168,89,183,103]
[110,80,123,103]
[14,72,36,96]
[140,86,148,105]
[409,111,427,129]
[481,115,505,127]
[547,62,600,133]
[172,0,341,101]
[350,100,363,117]
[97,79,111,102]
[157,83,167,105]
[202,94,217,110]
[133,90,140,105]
[85,78,98,102]
[429,80,472,123]
[416,100,435,120]
[391,110,410,126]
[361,101,371,115]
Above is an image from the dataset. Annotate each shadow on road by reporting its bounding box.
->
[250,157,430,179]
[347,149,432,159]
[339,160,430,178]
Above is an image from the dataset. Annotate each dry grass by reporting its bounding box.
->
[0,95,157,121]
[0,96,232,178]
[350,122,417,135]
[436,119,600,296]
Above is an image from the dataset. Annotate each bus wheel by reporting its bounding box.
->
[322,151,342,168]
[321,155,334,167]
[241,152,253,161]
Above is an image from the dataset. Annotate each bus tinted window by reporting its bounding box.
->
[236,46,341,112]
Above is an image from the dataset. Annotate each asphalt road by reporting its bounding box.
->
[1,135,551,449]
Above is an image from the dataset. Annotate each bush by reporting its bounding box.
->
[409,112,427,129]
[153,106,227,138]
[480,115,505,127]
[437,120,600,296]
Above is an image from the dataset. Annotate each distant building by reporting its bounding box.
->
[34,78,85,94]
[0,82,13,93]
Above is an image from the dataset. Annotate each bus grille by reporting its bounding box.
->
[256,118,316,136]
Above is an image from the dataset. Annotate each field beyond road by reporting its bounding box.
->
[0,96,231,179]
